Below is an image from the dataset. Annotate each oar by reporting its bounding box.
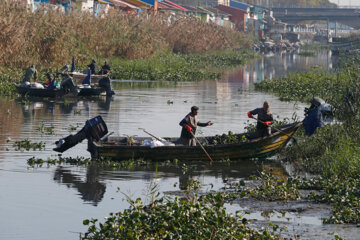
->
[188,131,214,164]
[138,128,165,142]
[251,117,298,144]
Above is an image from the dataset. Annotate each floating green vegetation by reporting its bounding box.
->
[81,192,283,240]
[301,43,330,50]
[297,51,316,57]
[27,156,92,166]
[0,67,21,95]
[246,172,300,201]
[27,156,179,170]
[212,131,246,145]
[37,122,55,135]
[68,124,79,132]
[13,139,45,151]
[225,170,300,202]
[107,50,256,82]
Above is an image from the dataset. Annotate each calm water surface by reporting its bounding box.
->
[0,50,349,240]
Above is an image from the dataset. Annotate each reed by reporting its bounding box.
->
[0,1,252,70]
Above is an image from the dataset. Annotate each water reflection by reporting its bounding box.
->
[223,50,337,90]
[53,166,106,206]
[53,159,287,205]
[18,96,113,117]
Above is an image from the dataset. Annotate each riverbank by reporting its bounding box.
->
[255,54,360,225]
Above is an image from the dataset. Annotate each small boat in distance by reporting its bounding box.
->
[14,82,106,98]
[15,72,114,98]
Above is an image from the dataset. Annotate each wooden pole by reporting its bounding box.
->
[189,131,214,163]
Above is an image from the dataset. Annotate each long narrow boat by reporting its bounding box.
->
[15,84,105,98]
[88,122,302,161]
[15,84,66,98]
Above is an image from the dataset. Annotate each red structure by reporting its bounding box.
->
[215,5,247,32]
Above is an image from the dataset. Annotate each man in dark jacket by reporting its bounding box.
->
[23,64,38,82]
[87,60,98,75]
[98,61,111,74]
[248,101,273,137]
[179,106,213,146]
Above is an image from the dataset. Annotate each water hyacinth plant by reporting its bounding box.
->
[13,139,45,151]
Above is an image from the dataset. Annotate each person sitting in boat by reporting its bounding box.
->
[87,60,98,75]
[98,61,111,75]
[179,106,213,146]
[23,64,38,83]
[247,101,273,137]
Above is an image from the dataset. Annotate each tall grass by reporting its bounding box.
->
[0,1,252,70]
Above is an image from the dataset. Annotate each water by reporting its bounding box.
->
[1,50,354,240]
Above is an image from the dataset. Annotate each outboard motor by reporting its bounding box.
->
[98,77,115,96]
[303,97,333,136]
[54,115,108,153]
[60,74,78,96]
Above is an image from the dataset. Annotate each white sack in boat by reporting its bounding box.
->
[141,139,175,148]
[30,82,44,89]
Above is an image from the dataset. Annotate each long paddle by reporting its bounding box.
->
[188,131,214,164]
[251,117,298,144]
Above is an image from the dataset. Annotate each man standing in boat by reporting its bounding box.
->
[179,106,213,146]
[87,60,98,75]
[248,101,273,137]
[23,64,38,83]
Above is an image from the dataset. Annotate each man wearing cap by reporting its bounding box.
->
[179,106,213,146]
[247,101,273,137]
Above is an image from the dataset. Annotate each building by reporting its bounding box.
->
[215,5,247,31]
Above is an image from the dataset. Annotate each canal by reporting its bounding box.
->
[1,50,355,240]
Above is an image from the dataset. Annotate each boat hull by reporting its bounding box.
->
[16,85,104,98]
[77,87,104,96]
[92,123,302,161]
[15,85,66,98]
[68,72,108,84]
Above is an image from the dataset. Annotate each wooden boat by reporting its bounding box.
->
[89,122,302,161]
